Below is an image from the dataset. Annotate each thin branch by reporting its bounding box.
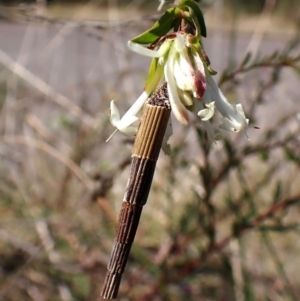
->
[0,48,95,127]
[0,135,94,189]
[176,193,300,280]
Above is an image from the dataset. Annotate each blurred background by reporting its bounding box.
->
[0,0,300,300]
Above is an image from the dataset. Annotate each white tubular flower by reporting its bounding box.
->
[110,101,138,135]
[106,38,174,140]
[164,53,190,125]
[204,69,249,133]
[107,34,198,138]
[106,91,149,141]
[173,35,206,99]
[128,33,206,126]
[108,31,249,142]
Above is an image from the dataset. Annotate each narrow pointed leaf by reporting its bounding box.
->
[273,181,282,203]
[197,47,217,74]
[241,52,251,67]
[146,58,158,87]
[207,65,218,75]
[180,0,207,37]
[131,8,180,45]
[172,16,181,32]
[144,58,163,92]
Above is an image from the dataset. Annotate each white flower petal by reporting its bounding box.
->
[191,52,206,98]
[202,84,213,104]
[206,72,234,117]
[236,103,248,120]
[110,100,120,127]
[109,92,147,138]
[119,115,139,130]
[174,34,186,52]
[162,116,173,155]
[205,70,249,132]
[218,111,248,132]
[173,62,192,92]
[198,108,210,119]
[157,0,165,11]
[194,101,221,140]
[123,91,149,120]
[173,44,198,92]
[173,42,206,99]
[198,101,215,121]
[120,125,138,135]
[177,89,193,107]
[128,41,162,58]
[218,118,237,132]
[109,114,138,137]
[128,39,172,58]
[164,57,189,125]
[193,52,205,79]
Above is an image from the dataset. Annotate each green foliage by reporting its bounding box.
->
[131,0,207,45]
[131,7,180,44]
[179,0,207,37]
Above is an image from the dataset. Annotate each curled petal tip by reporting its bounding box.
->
[128,41,163,58]
[128,36,172,61]
[110,100,121,127]
[198,110,212,121]
[198,101,215,121]
[236,103,247,118]
[218,116,249,133]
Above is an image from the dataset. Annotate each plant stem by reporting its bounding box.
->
[101,83,171,299]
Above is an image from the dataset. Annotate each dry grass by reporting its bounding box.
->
[0,1,300,300]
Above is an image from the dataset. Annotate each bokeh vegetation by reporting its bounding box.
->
[0,1,300,300]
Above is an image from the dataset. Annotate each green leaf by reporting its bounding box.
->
[196,47,217,74]
[241,52,251,67]
[207,65,218,75]
[284,147,300,163]
[239,240,255,301]
[273,181,282,202]
[268,50,279,61]
[131,8,179,45]
[180,0,207,37]
[144,57,164,93]
[147,58,158,80]
[259,150,269,161]
[172,16,181,32]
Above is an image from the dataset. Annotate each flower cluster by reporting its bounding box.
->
[108,32,249,142]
